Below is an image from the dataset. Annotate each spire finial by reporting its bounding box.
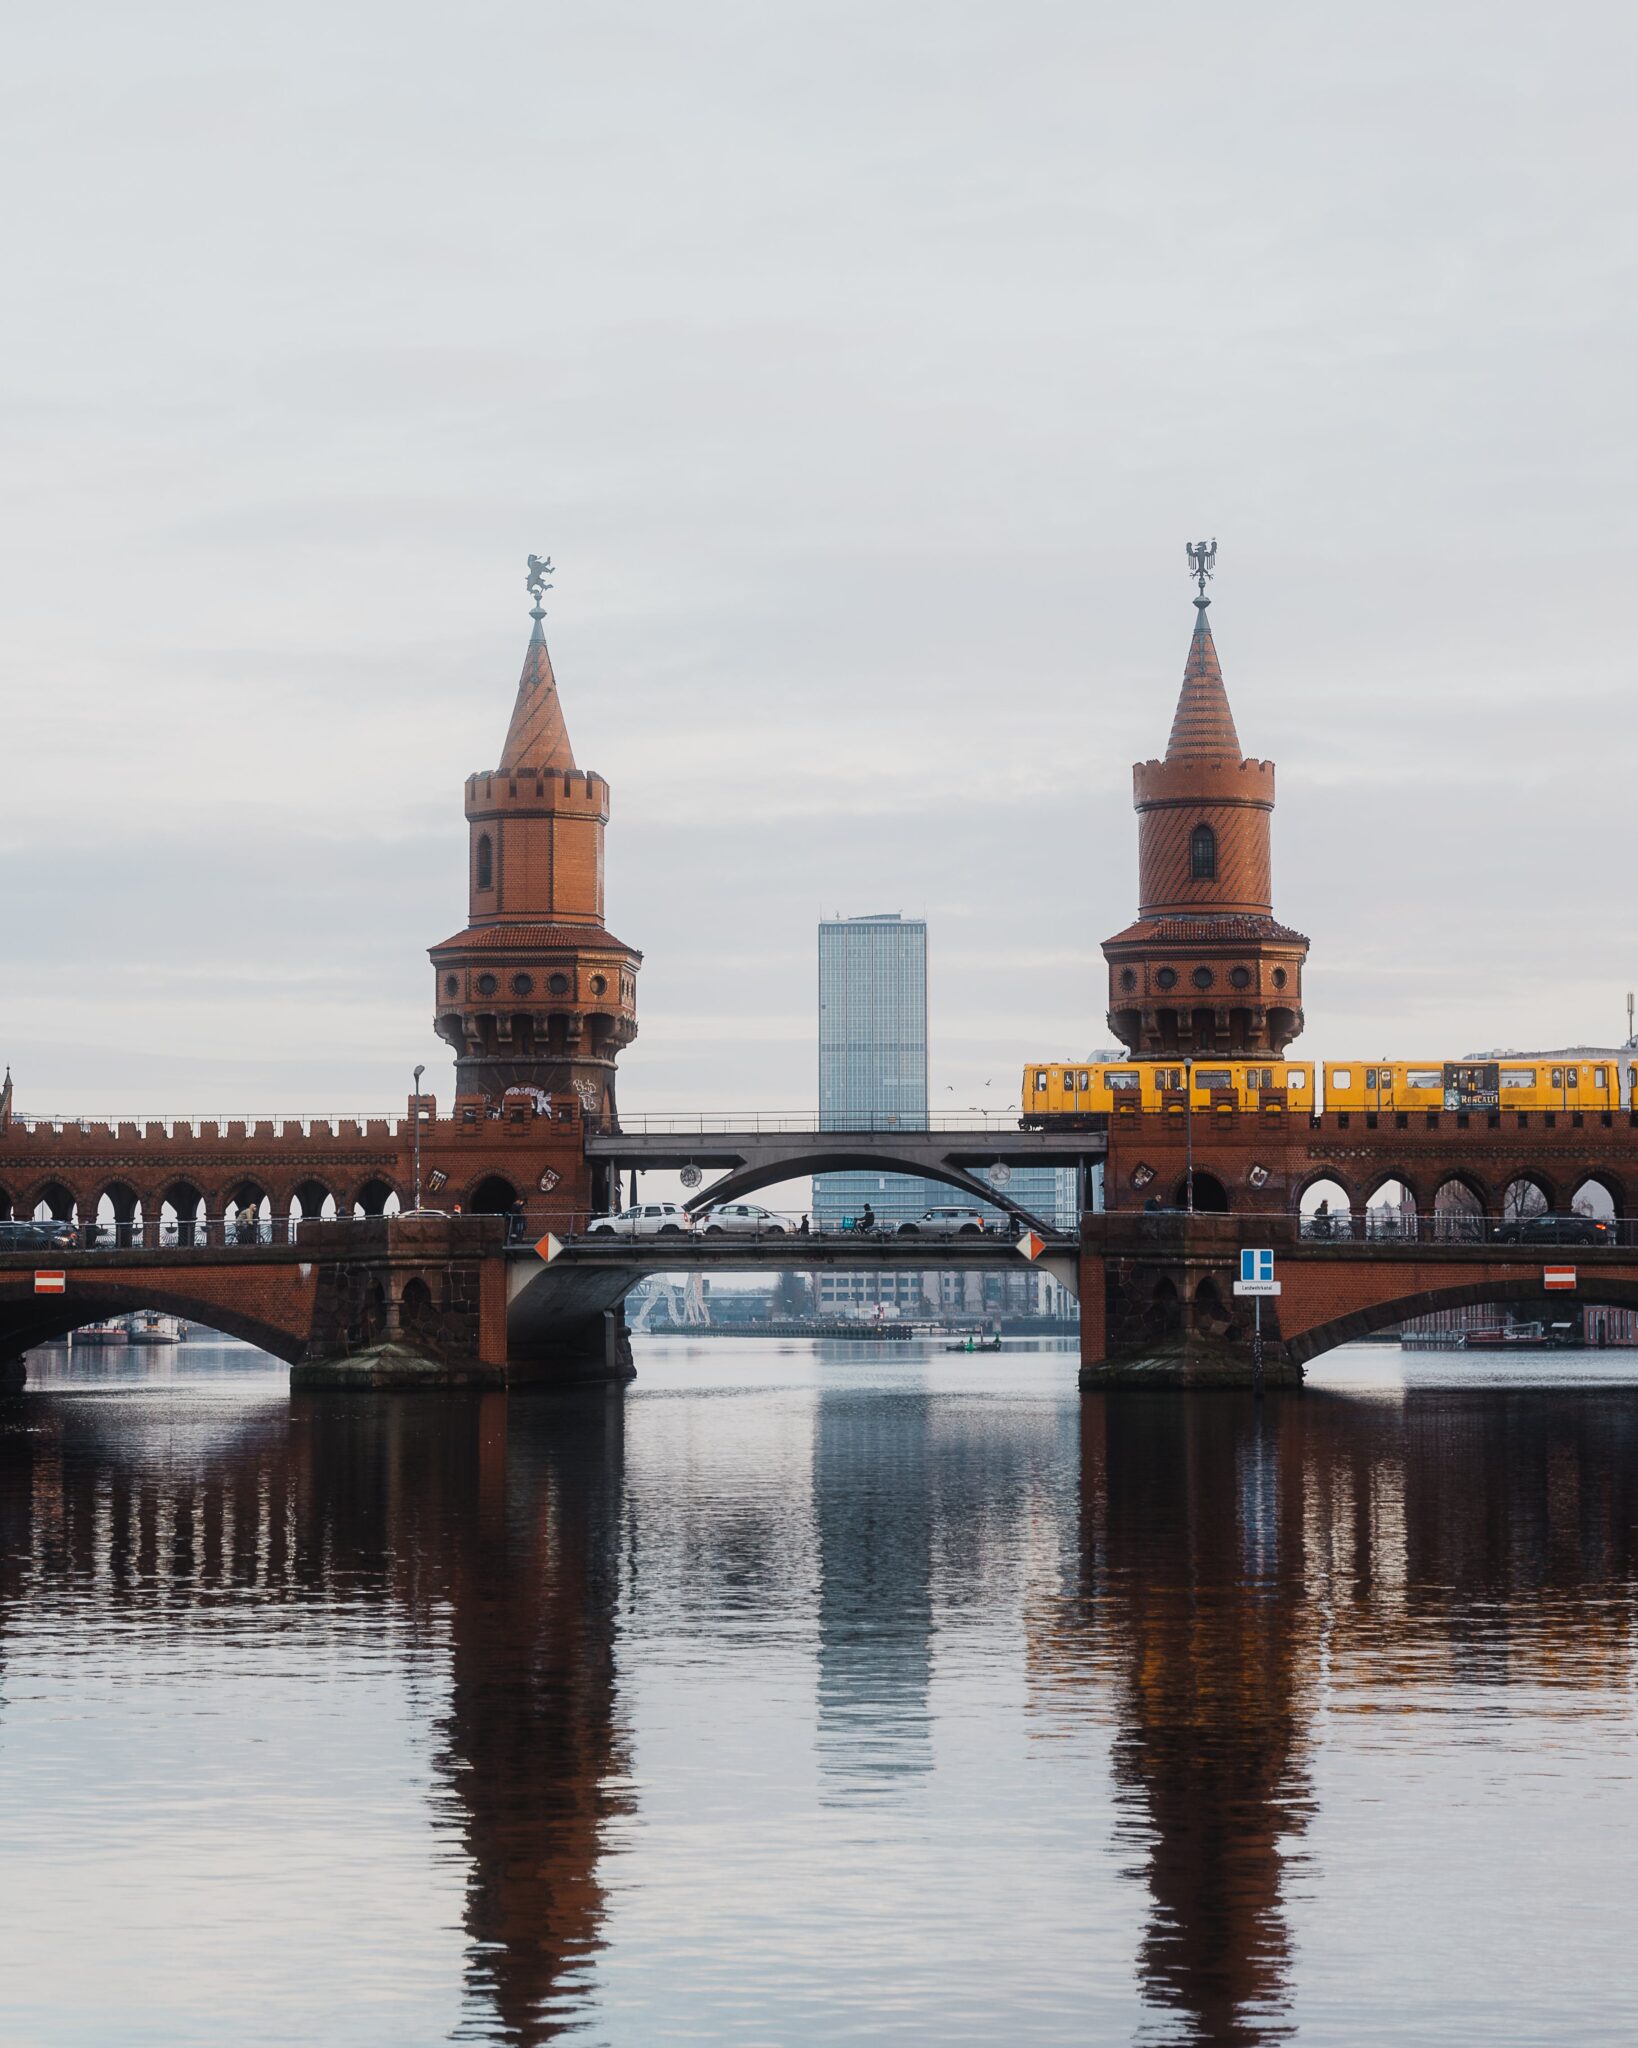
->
[525,552,554,624]
[1186,537,1217,611]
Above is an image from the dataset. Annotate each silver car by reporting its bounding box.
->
[586,1202,692,1238]
[897,1206,989,1238]
[699,1202,789,1237]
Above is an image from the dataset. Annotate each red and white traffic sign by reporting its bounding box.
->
[33,1272,66,1294]
[534,1232,564,1264]
[1544,1266,1577,1291]
[1016,1231,1046,1262]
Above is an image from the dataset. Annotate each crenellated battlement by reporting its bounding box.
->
[465,768,609,820]
[1133,754,1275,808]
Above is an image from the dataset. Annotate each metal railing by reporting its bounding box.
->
[1092,1208,1635,1250]
[598,1112,1046,1136]
[0,1204,1076,1256]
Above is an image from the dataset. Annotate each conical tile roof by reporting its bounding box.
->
[498,612,576,774]
[1164,601,1241,760]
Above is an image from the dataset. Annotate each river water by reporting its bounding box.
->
[3,1337,1637,2046]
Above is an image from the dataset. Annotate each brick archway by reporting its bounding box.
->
[1285,1276,1638,1365]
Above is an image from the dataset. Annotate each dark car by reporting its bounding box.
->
[1493,1212,1613,1247]
[0,1217,79,1251]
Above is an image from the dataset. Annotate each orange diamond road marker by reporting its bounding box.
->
[1544,1266,1577,1291]
[1017,1231,1046,1262]
[34,1272,66,1294]
[534,1232,564,1264]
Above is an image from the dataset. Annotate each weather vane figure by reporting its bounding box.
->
[526,553,555,619]
[1186,538,1217,602]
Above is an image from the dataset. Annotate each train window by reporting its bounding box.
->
[1566,1068,1579,1086]
[1199,1070,1232,1090]
[1077,1072,1090,1090]
[1034,1071,1048,1091]
[1332,1069,1353,1089]
[1551,1068,1564,1088]
[1108,1071,1139,1091]
[1246,1068,1271,1088]
[1501,1071,1534,1090]
[1365,1069,1378,1089]
[1155,1068,1181,1089]
[1287,1071,1306,1089]
[1406,1070,1440,1090]
[1595,1067,1608,1088]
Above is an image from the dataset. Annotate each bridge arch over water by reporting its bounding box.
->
[1285,1276,1638,1366]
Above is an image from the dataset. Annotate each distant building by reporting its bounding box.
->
[812,914,1079,1321]
[814,914,942,1234]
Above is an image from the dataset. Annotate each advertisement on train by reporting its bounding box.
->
[1443,1061,1499,1110]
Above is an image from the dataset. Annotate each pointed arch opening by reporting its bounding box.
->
[1502,1175,1552,1222]
[1190,822,1217,880]
[1430,1175,1486,1243]
[1363,1177,1417,1242]
[1299,1176,1354,1240]
[476,833,494,891]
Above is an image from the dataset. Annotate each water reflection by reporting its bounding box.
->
[1077,1399,1313,2046]
[1055,1381,1638,2045]
[5,1348,1638,2043]
[814,1384,935,1793]
[0,1373,628,2047]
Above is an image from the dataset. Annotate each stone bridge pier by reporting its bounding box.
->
[1079,1212,1638,1388]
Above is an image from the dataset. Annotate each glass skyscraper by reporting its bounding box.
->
[814,914,941,1231]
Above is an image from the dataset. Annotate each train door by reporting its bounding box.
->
[1153,1065,1186,1112]
[1362,1066,1393,1111]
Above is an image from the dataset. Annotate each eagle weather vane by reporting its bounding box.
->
[526,553,555,619]
[1186,538,1217,604]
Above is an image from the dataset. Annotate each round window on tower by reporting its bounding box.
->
[1120,968,1137,993]
[476,972,498,997]
[548,972,571,996]
[511,972,533,997]
[444,975,458,997]
[1156,967,1178,991]
[1192,966,1214,990]
[1230,965,1252,990]
[590,974,608,997]
[1273,967,1288,990]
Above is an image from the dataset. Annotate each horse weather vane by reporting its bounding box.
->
[526,553,555,619]
[1186,539,1217,601]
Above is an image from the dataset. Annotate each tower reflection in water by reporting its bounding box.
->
[1057,1387,1638,2047]
[1078,1398,1313,2047]
[0,1383,629,2048]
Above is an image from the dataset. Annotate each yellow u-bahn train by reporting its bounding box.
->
[1018,1056,1633,1127]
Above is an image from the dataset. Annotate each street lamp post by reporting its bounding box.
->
[412,1064,425,1213]
[1184,1056,1195,1214]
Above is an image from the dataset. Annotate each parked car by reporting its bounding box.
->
[699,1202,788,1237]
[0,1217,79,1250]
[897,1206,989,1239]
[586,1203,692,1238]
[1493,1212,1613,1247]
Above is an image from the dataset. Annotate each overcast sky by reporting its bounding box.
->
[5,0,1637,1118]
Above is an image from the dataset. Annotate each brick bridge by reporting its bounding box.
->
[0,1220,1073,1393]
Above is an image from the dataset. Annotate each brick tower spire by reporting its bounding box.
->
[1102,558,1307,1056]
[429,562,640,1123]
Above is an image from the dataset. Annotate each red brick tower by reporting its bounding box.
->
[430,561,640,1126]
[1102,552,1307,1056]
